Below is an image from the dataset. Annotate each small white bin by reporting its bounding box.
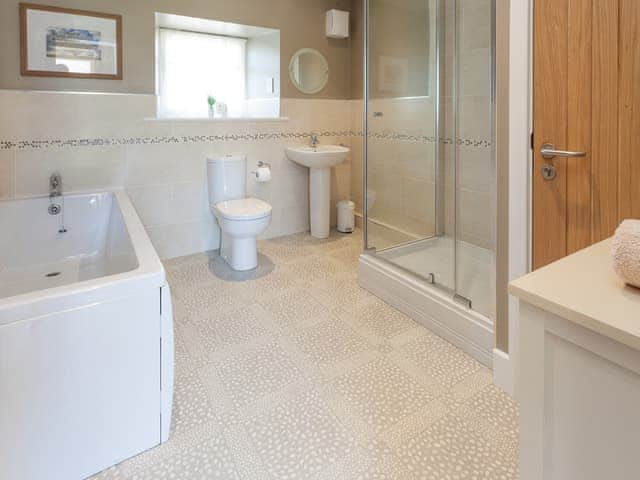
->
[337,200,355,233]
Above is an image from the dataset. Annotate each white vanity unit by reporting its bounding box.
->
[510,239,640,480]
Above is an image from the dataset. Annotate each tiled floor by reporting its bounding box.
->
[94,229,518,480]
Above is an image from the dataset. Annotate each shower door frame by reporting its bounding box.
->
[362,0,447,265]
[359,0,497,366]
[362,0,497,305]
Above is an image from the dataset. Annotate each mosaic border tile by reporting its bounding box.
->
[0,131,352,151]
[0,130,491,151]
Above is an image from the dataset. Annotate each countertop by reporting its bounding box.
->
[509,239,640,351]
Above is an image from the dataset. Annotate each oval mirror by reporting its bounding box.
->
[289,48,329,94]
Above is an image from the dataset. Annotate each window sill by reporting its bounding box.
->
[144,116,289,123]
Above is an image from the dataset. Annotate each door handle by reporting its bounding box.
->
[540,143,586,160]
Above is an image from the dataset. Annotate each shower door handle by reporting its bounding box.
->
[540,143,586,160]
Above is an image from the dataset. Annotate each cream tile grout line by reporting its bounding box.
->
[0,131,491,151]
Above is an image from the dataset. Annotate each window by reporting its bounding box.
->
[157,28,247,118]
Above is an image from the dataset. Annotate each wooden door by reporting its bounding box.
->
[533,0,640,269]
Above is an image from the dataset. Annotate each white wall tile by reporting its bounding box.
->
[458,146,494,193]
[146,217,219,260]
[14,146,126,198]
[126,184,177,227]
[459,189,493,250]
[2,93,353,259]
[0,150,15,199]
[125,143,206,187]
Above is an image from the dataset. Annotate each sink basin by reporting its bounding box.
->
[285,145,350,169]
[285,144,351,239]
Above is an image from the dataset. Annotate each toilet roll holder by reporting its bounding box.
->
[251,161,271,179]
[251,161,270,172]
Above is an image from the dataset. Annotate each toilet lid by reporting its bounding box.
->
[214,198,272,221]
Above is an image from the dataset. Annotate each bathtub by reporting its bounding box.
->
[0,190,174,480]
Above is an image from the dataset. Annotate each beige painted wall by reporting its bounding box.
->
[368,0,431,99]
[350,0,364,99]
[0,0,352,98]
[495,0,510,354]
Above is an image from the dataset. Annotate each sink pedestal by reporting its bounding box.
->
[284,144,349,239]
[309,168,331,238]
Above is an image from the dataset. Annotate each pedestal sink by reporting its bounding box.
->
[285,144,350,238]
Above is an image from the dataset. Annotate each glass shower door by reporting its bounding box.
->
[365,0,456,293]
[363,0,496,321]
[453,0,496,318]
[365,0,455,291]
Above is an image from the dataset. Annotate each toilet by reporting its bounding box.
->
[207,155,272,271]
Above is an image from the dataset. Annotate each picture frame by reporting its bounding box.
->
[20,3,122,80]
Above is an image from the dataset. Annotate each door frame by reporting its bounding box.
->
[494,0,532,397]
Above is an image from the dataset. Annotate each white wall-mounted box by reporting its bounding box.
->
[326,9,349,39]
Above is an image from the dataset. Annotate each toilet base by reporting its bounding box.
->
[221,233,258,271]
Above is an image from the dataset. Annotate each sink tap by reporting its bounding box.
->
[310,133,319,148]
[49,172,62,198]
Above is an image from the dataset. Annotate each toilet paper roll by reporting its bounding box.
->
[255,166,271,182]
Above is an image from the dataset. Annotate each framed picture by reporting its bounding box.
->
[20,3,122,79]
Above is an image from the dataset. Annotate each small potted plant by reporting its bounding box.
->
[207,95,216,118]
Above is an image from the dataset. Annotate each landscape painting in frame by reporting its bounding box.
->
[20,3,122,79]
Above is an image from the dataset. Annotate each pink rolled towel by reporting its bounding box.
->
[612,219,640,288]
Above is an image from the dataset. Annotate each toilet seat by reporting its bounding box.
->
[214,197,272,221]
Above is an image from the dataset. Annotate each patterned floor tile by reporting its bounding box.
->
[244,389,357,479]
[350,298,419,341]
[240,268,302,301]
[288,316,372,368]
[128,435,240,480]
[193,305,270,354]
[323,440,420,480]
[88,228,518,480]
[397,335,484,389]
[210,339,304,409]
[311,273,374,313]
[331,357,438,435]
[171,369,217,436]
[456,383,519,459]
[166,258,219,289]
[257,232,332,263]
[258,287,333,331]
[175,283,248,321]
[396,414,517,480]
[285,253,351,282]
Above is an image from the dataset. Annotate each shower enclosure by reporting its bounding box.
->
[358,0,496,365]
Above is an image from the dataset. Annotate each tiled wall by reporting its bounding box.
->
[0,90,352,259]
[351,97,439,239]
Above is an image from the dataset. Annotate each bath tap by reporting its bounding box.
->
[310,133,319,148]
[50,172,62,197]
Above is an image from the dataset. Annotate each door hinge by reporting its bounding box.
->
[530,132,534,150]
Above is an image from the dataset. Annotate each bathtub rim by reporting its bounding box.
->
[0,189,165,326]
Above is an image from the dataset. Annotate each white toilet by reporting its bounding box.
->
[207,155,272,271]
